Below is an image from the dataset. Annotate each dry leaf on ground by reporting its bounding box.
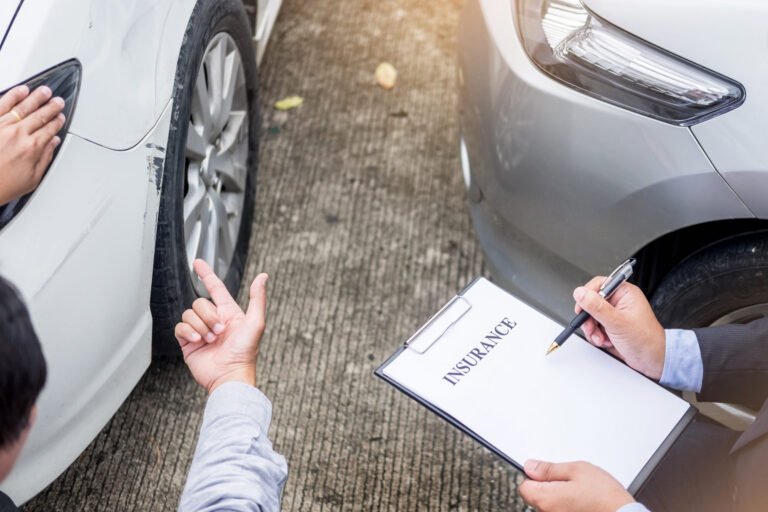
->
[275,95,304,110]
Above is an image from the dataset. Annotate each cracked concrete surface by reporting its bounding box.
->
[25,0,526,509]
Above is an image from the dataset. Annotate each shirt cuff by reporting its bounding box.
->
[659,329,703,392]
[617,503,651,512]
[202,381,273,433]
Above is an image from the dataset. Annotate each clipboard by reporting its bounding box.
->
[375,277,696,496]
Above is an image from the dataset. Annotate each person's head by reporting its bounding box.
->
[0,276,46,482]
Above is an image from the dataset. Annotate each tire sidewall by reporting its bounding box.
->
[651,234,768,328]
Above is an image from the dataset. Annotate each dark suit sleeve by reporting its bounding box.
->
[693,317,768,410]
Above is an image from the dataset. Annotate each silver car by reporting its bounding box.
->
[458,0,767,425]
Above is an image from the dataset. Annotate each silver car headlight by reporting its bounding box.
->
[516,0,745,126]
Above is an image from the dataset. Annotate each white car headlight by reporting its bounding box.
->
[516,0,745,126]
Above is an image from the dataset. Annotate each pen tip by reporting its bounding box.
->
[545,342,559,356]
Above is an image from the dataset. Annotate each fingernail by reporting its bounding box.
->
[58,113,66,122]
[39,86,52,97]
[524,460,540,473]
[592,335,601,344]
[213,323,225,334]
[53,136,61,147]
[52,96,65,106]
[190,332,201,342]
[204,332,215,343]
[18,85,29,95]
[574,287,585,301]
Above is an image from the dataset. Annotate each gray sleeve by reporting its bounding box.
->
[179,382,288,512]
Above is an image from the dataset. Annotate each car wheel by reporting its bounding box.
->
[151,0,258,356]
[650,233,768,430]
[650,233,768,328]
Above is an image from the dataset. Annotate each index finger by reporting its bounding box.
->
[193,258,236,307]
[575,276,607,314]
[583,275,607,292]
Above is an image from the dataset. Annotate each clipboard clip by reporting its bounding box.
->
[404,295,471,354]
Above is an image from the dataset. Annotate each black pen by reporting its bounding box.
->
[546,258,637,356]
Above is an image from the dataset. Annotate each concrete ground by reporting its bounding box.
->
[25,0,527,509]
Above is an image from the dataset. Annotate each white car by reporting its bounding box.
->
[0,0,281,503]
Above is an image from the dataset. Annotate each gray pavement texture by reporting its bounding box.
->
[25,0,527,510]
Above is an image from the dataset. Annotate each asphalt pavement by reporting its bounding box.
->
[25,0,527,509]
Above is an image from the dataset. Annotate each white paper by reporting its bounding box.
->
[382,278,691,489]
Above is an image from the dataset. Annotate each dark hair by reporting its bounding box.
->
[0,276,47,449]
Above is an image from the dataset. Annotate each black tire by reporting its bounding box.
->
[150,0,258,356]
[651,233,768,329]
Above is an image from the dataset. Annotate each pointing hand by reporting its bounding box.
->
[174,259,268,394]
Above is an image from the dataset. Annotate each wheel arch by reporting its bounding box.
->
[632,218,768,297]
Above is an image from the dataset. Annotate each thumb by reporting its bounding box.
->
[525,460,579,482]
[573,287,620,331]
[245,273,268,328]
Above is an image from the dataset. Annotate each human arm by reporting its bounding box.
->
[176,260,287,511]
[179,382,288,512]
[0,85,65,206]
[575,276,768,408]
[516,280,697,512]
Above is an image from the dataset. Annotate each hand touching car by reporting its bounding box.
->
[175,259,269,394]
[519,460,634,512]
[0,85,66,206]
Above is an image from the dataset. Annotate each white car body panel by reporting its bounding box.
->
[0,101,171,503]
[0,3,21,35]
[584,0,768,217]
[0,0,283,503]
[0,0,196,150]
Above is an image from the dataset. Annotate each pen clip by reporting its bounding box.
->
[605,257,636,282]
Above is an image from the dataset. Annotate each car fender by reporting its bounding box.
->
[0,0,196,150]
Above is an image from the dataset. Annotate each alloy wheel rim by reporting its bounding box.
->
[183,32,249,295]
[709,302,768,326]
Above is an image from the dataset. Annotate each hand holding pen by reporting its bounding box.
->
[547,258,636,355]
[552,260,668,380]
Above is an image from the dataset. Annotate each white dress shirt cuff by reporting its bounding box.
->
[659,328,703,392]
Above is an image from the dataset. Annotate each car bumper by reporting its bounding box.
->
[458,0,753,322]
